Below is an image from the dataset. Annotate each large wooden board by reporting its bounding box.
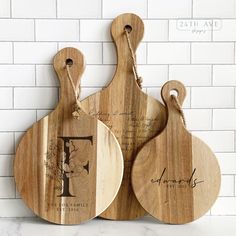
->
[81,13,167,220]
[14,47,124,224]
[132,80,221,224]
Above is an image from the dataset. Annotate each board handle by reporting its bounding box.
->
[161,80,186,107]
[53,47,85,97]
[161,80,187,127]
[111,13,144,69]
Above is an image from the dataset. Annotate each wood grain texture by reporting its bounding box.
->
[81,13,167,220]
[14,47,123,224]
[132,80,221,224]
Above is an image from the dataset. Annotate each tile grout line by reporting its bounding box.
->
[234,86,236,108]
[211,108,213,130]
[101,0,103,18]
[33,19,36,41]
[189,86,192,109]
[189,43,192,64]
[211,65,213,86]
[102,42,104,64]
[11,86,14,110]
[167,64,170,81]
[1,108,235,112]
[234,131,236,152]
[11,42,14,64]
[4,17,236,20]
[234,43,236,64]
[2,85,236,89]
[10,0,12,18]
[34,65,37,86]
[189,40,192,109]
[36,109,38,122]
[145,42,148,64]
[56,0,58,18]
[191,0,194,18]
[2,63,236,66]
[211,19,213,41]
[2,40,236,43]
[167,19,170,41]
[234,175,236,196]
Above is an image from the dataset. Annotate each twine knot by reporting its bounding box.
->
[65,64,81,120]
[72,103,82,120]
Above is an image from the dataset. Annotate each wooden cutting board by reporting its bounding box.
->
[132,80,221,224]
[81,13,167,220]
[14,47,124,224]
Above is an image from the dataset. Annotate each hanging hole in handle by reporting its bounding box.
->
[65,58,73,67]
[124,25,132,33]
[170,89,179,97]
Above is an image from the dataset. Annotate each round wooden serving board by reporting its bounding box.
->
[81,13,167,220]
[132,80,221,224]
[14,48,124,224]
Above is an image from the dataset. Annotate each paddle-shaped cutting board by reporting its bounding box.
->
[14,47,123,224]
[132,80,221,224]
[81,13,167,220]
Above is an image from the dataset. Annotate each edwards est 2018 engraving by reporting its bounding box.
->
[151,168,204,189]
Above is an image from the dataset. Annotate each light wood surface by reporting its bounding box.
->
[132,80,221,224]
[81,13,167,220]
[14,47,123,224]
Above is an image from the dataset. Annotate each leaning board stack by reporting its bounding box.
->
[13,13,221,225]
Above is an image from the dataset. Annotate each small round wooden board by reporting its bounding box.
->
[81,13,167,220]
[132,80,221,224]
[14,47,124,224]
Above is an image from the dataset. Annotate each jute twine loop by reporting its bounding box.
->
[171,95,186,127]
[65,64,81,119]
[124,28,143,89]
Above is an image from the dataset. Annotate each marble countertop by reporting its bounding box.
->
[0,216,235,236]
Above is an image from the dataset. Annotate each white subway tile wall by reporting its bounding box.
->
[143,20,168,41]
[148,0,192,18]
[193,0,236,18]
[0,0,10,18]
[191,43,234,64]
[14,42,57,64]
[103,0,147,18]
[12,0,56,18]
[148,43,191,64]
[0,65,35,86]
[0,42,12,63]
[35,20,79,42]
[0,0,235,217]
[57,0,101,19]
[0,19,34,41]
